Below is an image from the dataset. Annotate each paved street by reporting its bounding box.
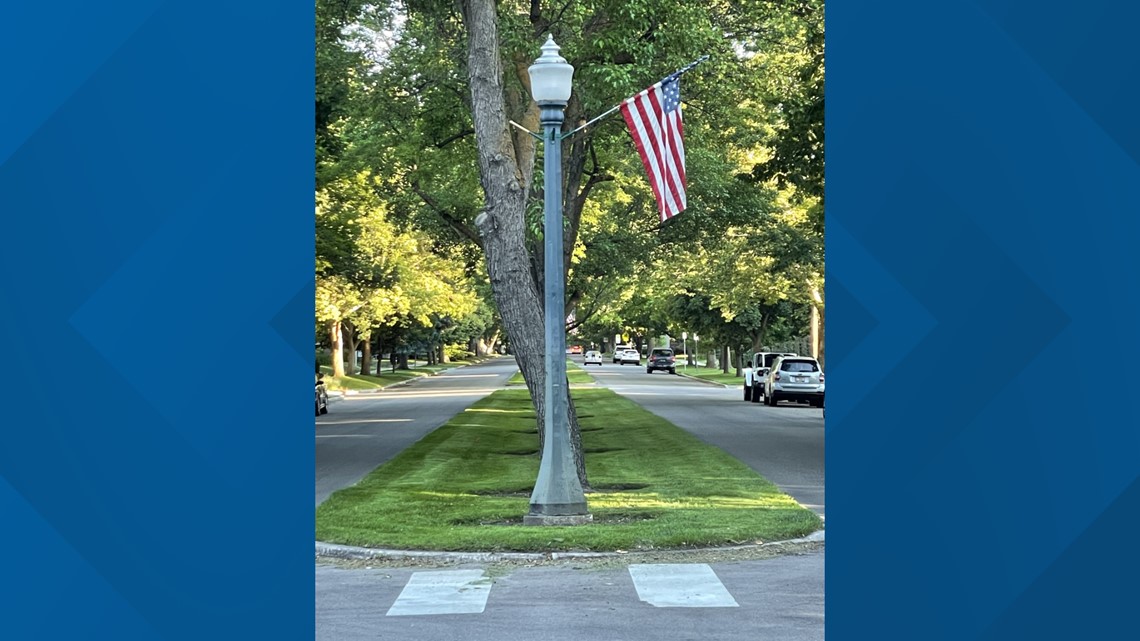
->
[317,553,823,641]
[315,357,518,506]
[589,361,826,517]
[316,356,824,641]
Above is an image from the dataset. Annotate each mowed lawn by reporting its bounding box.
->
[315,388,822,552]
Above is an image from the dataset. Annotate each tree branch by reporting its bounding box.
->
[410,180,482,245]
[433,128,475,148]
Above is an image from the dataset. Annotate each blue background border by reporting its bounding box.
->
[1,1,314,638]
[829,0,1140,638]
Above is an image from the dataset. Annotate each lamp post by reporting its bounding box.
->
[694,334,700,368]
[524,35,590,526]
[682,332,688,370]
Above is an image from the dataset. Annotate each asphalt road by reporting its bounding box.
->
[315,357,518,506]
[585,359,826,517]
[316,552,823,641]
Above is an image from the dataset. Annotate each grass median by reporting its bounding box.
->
[679,365,745,386]
[315,387,821,552]
[507,360,594,386]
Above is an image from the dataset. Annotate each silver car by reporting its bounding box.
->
[764,356,824,407]
[618,348,641,365]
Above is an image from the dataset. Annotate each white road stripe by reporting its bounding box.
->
[386,570,492,616]
[628,564,739,608]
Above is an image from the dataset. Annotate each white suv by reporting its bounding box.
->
[618,348,641,365]
[764,356,825,407]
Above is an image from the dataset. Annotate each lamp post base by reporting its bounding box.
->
[523,513,594,526]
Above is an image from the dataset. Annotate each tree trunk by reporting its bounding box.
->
[330,320,346,378]
[343,321,358,374]
[721,345,729,374]
[459,0,588,489]
[360,330,373,376]
[810,287,824,369]
[438,342,449,364]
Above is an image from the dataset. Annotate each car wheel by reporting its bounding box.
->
[669,368,675,375]
[646,368,652,374]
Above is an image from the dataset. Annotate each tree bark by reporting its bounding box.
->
[343,321,358,374]
[460,0,588,489]
[361,330,373,376]
[330,320,346,378]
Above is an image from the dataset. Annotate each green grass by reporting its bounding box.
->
[320,357,488,392]
[315,388,822,552]
[679,365,744,386]
[506,361,595,386]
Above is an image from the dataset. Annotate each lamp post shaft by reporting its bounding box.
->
[525,103,589,523]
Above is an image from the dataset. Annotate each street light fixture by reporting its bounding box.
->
[524,35,591,526]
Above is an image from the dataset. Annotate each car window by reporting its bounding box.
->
[651,349,672,357]
[781,360,819,372]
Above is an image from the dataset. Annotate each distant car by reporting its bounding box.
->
[315,373,329,416]
[612,345,633,363]
[583,350,603,365]
[570,345,583,355]
[618,348,641,365]
[646,348,676,374]
[764,356,824,407]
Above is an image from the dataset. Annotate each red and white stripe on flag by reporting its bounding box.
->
[620,77,687,221]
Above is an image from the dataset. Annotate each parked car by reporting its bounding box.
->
[583,350,603,366]
[315,373,329,416]
[618,348,641,365]
[646,347,676,374]
[569,345,583,355]
[752,351,798,370]
[752,366,770,401]
[612,345,633,363]
[764,356,824,407]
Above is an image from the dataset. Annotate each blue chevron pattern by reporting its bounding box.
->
[829,1,1140,639]
[0,2,314,639]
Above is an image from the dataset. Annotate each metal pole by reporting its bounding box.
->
[525,101,590,525]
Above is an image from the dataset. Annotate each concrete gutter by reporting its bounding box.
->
[315,528,823,563]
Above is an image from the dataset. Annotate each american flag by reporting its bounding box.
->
[620,76,687,221]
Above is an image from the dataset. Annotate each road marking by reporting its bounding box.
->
[386,570,492,616]
[628,564,739,608]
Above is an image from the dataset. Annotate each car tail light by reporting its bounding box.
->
[774,372,781,381]
[819,372,824,382]
[669,356,675,362]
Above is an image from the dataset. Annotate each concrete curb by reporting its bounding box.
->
[315,528,823,563]
[674,372,734,388]
[329,358,496,398]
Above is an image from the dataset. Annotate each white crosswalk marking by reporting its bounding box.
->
[386,569,492,616]
[628,563,739,608]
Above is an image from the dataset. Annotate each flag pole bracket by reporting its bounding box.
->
[561,54,711,141]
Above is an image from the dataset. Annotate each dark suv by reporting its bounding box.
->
[646,348,676,374]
